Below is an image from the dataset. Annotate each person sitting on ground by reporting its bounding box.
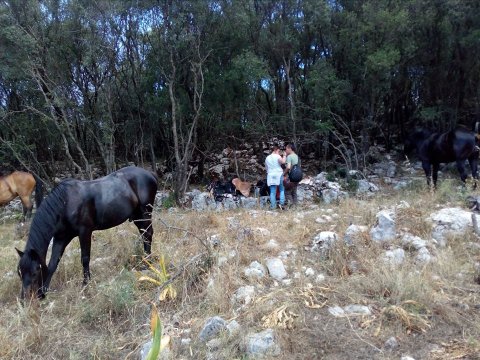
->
[265,144,286,210]
[284,143,300,208]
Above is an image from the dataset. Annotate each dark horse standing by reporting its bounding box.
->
[16,166,158,299]
[405,127,479,188]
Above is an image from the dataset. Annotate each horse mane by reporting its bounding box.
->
[26,180,73,255]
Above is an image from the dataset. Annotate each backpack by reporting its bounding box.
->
[288,159,303,182]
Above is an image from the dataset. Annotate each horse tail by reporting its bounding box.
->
[33,174,44,208]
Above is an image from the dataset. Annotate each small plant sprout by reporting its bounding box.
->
[145,304,170,360]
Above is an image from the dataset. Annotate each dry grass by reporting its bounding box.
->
[1,182,480,359]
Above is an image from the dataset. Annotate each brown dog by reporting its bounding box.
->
[232,178,252,197]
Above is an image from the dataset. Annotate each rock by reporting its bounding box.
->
[206,338,222,351]
[243,329,281,358]
[198,316,227,342]
[192,192,216,211]
[401,356,416,360]
[208,234,221,248]
[393,180,412,190]
[386,161,397,178]
[401,233,427,250]
[348,169,363,179]
[429,207,477,246]
[181,338,191,346]
[240,197,258,209]
[315,216,329,223]
[315,274,326,283]
[311,231,338,254]
[259,196,270,208]
[384,248,405,265]
[396,200,411,209]
[255,227,271,237]
[154,191,171,208]
[329,304,371,317]
[305,267,315,277]
[237,227,254,241]
[344,224,368,246]
[416,247,433,264]
[384,336,399,350]
[321,188,347,204]
[343,304,371,315]
[232,286,255,305]
[226,320,241,335]
[278,250,294,259]
[297,186,314,202]
[265,258,288,281]
[209,164,227,177]
[328,306,345,317]
[244,261,267,280]
[227,217,240,230]
[221,197,238,210]
[264,239,279,250]
[140,340,153,360]
[139,339,170,360]
[370,210,396,242]
[217,255,228,266]
[356,179,380,194]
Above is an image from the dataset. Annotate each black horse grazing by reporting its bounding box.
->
[405,127,479,188]
[16,166,158,299]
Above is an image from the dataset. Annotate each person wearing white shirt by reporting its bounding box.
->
[265,145,286,210]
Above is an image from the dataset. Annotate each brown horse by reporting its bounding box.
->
[0,171,43,221]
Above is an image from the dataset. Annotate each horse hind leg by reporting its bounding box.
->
[19,195,33,222]
[422,161,434,189]
[79,229,93,285]
[468,155,479,189]
[456,159,468,185]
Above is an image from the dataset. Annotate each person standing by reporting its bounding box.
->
[284,143,300,207]
[265,145,286,210]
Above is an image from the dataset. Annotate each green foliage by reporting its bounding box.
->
[80,271,136,324]
[325,172,336,182]
[0,0,479,175]
[161,193,176,210]
[343,178,358,193]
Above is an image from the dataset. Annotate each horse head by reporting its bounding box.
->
[16,248,48,300]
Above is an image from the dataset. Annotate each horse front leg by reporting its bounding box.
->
[134,217,153,255]
[422,161,432,189]
[43,237,70,296]
[432,163,440,189]
[133,206,154,255]
[79,229,93,285]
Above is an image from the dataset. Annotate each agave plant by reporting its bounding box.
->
[137,255,177,301]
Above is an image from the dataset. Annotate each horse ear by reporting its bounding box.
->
[15,248,24,258]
